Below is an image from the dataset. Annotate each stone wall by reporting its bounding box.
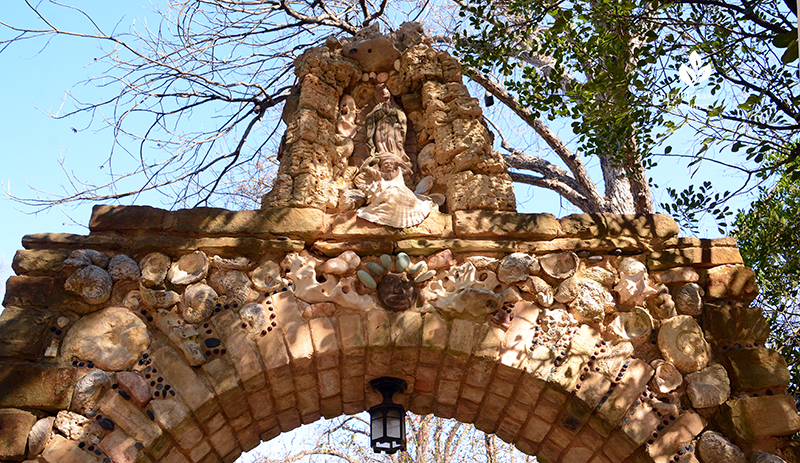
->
[1,205,798,463]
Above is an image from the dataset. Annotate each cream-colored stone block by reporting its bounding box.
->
[41,435,98,463]
[647,412,706,463]
[597,359,653,434]
[188,440,211,463]
[338,314,365,355]
[367,309,392,348]
[247,391,275,420]
[209,425,238,459]
[309,317,338,355]
[256,328,291,371]
[437,380,461,406]
[150,398,203,450]
[160,447,191,463]
[98,391,167,458]
[99,429,141,463]
[211,310,266,393]
[447,319,475,357]
[201,358,247,418]
[230,412,253,431]
[393,311,423,347]
[153,344,218,423]
[317,369,341,398]
[522,414,551,444]
[421,312,447,355]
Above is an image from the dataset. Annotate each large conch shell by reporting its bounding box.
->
[421,262,520,318]
[608,307,653,340]
[139,252,171,287]
[649,359,683,394]
[179,283,218,324]
[657,315,711,373]
[168,251,209,286]
[64,265,113,305]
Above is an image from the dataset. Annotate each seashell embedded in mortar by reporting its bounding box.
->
[62,306,150,371]
[27,416,55,457]
[139,252,171,287]
[685,363,731,409]
[539,308,578,343]
[519,276,553,307]
[674,283,704,316]
[421,262,519,318]
[658,315,711,374]
[366,262,385,276]
[179,283,218,324]
[750,452,787,463]
[697,431,747,463]
[64,265,113,305]
[71,369,111,413]
[210,255,253,270]
[64,249,109,270]
[649,359,683,394]
[646,284,677,319]
[139,284,181,309]
[614,270,659,306]
[380,254,394,271]
[110,279,140,306]
[465,256,499,271]
[251,261,284,292]
[283,251,377,311]
[322,251,361,276]
[107,254,140,282]
[154,307,205,366]
[414,270,437,283]
[408,261,427,276]
[539,252,579,280]
[580,266,616,288]
[168,251,209,286]
[357,270,378,289]
[209,269,256,307]
[608,307,653,340]
[498,253,540,284]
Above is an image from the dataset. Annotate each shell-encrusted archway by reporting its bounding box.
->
[1,205,799,463]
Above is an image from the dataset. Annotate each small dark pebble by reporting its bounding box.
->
[135,442,144,450]
[50,326,56,332]
[140,310,147,315]
[119,390,131,400]
[73,360,79,366]
[95,449,102,455]
[170,390,175,396]
[56,330,62,335]
[164,385,171,390]
[213,349,220,354]
[79,442,86,448]
[97,417,115,431]
[146,316,154,322]
[104,458,111,463]
[87,363,94,368]
[87,445,94,451]
[85,410,97,417]
[147,410,155,420]
[204,338,222,348]
[224,304,230,310]
[78,362,85,367]
[151,369,157,373]
[112,383,118,389]
[156,384,163,390]
[143,353,149,359]
[220,349,226,354]
[154,391,160,397]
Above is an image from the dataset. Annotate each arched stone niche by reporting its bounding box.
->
[2,205,799,463]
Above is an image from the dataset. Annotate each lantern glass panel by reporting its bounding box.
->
[387,408,402,439]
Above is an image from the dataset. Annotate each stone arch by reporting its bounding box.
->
[1,206,799,463]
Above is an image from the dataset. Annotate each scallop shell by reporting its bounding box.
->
[649,359,683,394]
[168,251,209,286]
[697,431,747,463]
[539,252,578,280]
[27,416,55,456]
[498,253,540,283]
[64,265,113,305]
[209,269,256,307]
[658,315,711,373]
[674,283,704,316]
[686,364,731,409]
[139,284,181,309]
[107,254,140,281]
[139,252,171,287]
[180,283,218,324]
[210,255,253,270]
[608,307,653,340]
[646,284,677,319]
[357,190,434,228]
[64,249,109,270]
[750,452,786,463]
[251,261,283,292]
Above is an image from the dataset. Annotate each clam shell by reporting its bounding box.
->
[649,360,683,394]
[210,255,253,270]
[608,307,653,340]
[539,252,578,280]
[697,431,746,463]
[658,315,711,373]
[209,269,255,306]
[140,284,181,309]
[71,366,111,413]
[27,416,55,456]
[674,283,704,316]
[251,261,283,292]
[110,279,140,306]
[686,364,731,409]
[64,265,113,305]
[139,252,171,287]
[107,254,140,281]
[180,283,218,324]
[168,251,209,286]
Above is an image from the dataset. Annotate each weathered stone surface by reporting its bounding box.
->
[0,408,36,461]
[0,363,75,411]
[12,249,69,275]
[685,364,730,409]
[706,265,758,300]
[2,275,75,309]
[71,369,111,413]
[21,232,126,251]
[90,204,168,232]
[325,210,453,240]
[453,210,558,239]
[720,395,800,441]
[54,410,99,441]
[697,431,747,463]
[61,306,150,371]
[0,307,52,360]
[702,303,770,345]
[723,348,790,393]
[41,435,98,463]
[115,372,152,408]
[558,213,678,240]
[648,246,743,270]
[97,390,165,454]
[98,429,141,463]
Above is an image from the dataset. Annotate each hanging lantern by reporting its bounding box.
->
[484,91,495,107]
[368,377,407,454]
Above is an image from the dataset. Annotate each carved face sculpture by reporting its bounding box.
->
[379,157,401,181]
[377,272,417,311]
[375,83,392,103]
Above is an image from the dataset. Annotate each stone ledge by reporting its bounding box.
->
[0,363,76,411]
[324,210,453,240]
[720,395,800,442]
[558,213,679,240]
[453,210,558,240]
